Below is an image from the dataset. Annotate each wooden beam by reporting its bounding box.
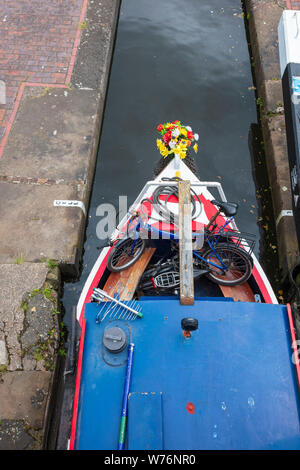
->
[103,247,156,300]
[217,265,255,302]
[219,282,255,303]
[178,180,194,305]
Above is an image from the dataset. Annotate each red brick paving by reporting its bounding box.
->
[287,0,300,9]
[0,0,86,142]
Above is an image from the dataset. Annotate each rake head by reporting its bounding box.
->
[91,288,143,323]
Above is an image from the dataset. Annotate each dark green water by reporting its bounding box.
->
[62,0,278,321]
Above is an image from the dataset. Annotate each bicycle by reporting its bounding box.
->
[107,199,255,287]
[137,254,211,294]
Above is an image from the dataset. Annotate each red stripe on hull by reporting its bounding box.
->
[78,249,111,325]
[69,317,87,450]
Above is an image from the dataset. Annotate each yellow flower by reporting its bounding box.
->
[180,128,187,137]
[193,143,198,153]
[160,146,169,158]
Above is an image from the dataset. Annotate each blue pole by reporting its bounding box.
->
[118,343,134,450]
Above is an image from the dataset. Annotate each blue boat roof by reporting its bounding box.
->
[74,298,300,450]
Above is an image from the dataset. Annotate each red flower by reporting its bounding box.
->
[157,124,163,132]
[172,120,179,124]
[163,130,172,143]
[187,131,194,140]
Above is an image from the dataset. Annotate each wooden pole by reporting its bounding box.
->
[178,180,194,305]
[103,247,156,300]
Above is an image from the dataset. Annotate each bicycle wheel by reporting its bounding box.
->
[202,243,252,286]
[107,237,146,272]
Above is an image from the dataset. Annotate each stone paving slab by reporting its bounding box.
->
[0,419,37,450]
[0,371,51,426]
[261,79,284,115]
[249,1,284,89]
[0,372,51,450]
[261,114,291,212]
[71,0,120,92]
[0,181,86,274]
[0,85,100,278]
[0,262,49,371]
[0,263,57,450]
[0,86,100,183]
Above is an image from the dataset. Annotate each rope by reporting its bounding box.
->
[140,177,202,226]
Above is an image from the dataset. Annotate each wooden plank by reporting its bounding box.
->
[217,260,255,302]
[219,282,255,302]
[103,247,156,300]
[178,180,194,305]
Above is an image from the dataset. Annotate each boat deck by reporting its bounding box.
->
[72,298,300,450]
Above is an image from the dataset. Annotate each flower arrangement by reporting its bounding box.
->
[156,121,199,159]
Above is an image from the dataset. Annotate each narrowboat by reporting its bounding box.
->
[59,125,300,450]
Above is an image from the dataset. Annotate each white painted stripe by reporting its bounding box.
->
[278,10,300,77]
[276,209,293,226]
[53,199,86,216]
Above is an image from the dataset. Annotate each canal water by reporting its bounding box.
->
[62,0,278,322]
